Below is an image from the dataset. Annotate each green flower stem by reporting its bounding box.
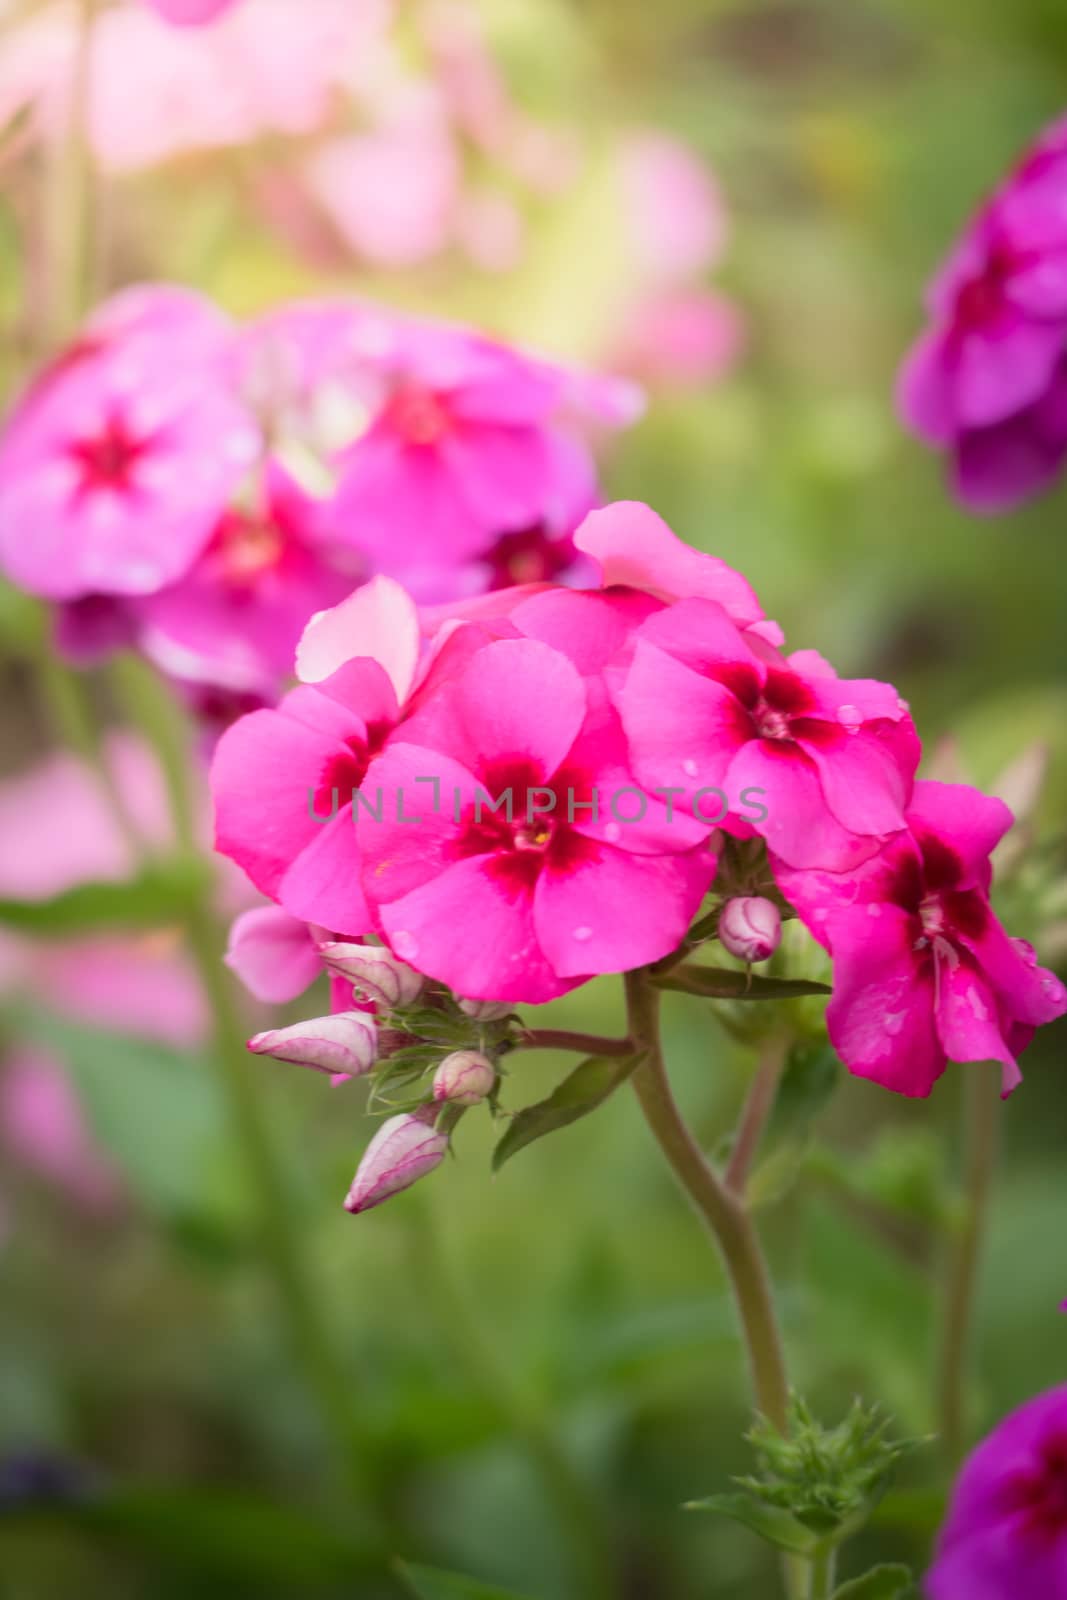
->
[624,968,804,1600]
[725,1035,788,1197]
[109,656,371,1505]
[43,0,97,349]
[808,1545,837,1599]
[410,1203,618,1600]
[514,1029,634,1057]
[938,1064,1000,1467]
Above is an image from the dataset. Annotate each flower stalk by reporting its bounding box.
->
[937,1064,1000,1467]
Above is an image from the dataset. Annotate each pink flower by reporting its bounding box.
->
[0,287,259,599]
[926,1385,1067,1600]
[775,781,1067,1098]
[615,290,744,390]
[330,318,631,580]
[211,576,423,935]
[613,596,919,870]
[304,119,461,269]
[0,1048,122,1214]
[620,132,729,287]
[344,1111,449,1215]
[142,0,241,24]
[358,636,717,1003]
[224,906,324,1004]
[131,465,356,698]
[899,117,1067,511]
[573,501,776,641]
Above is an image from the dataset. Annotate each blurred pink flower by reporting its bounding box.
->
[0,1048,123,1214]
[1,0,389,173]
[305,120,461,269]
[616,290,744,389]
[0,288,258,600]
[132,466,357,698]
[142,0,242,24]
[620,132,728,287]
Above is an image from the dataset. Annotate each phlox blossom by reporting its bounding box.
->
[775,781,1067,1097]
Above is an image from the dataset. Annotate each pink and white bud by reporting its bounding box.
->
[432,1049,495,1106]
[247,1011,378,1077]
[719,897,781,964]
[319,942,424,1009]
[344,1111,449,1215]
[457,998,511,1022]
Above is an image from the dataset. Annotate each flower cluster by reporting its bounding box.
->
[0,287,638,724]
[210,499,1066,1213]
[899,113,1067,511]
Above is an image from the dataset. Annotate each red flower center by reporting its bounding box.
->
[215,510,287,586]
[68,412,152,496]
[454,758,597,893]
[383,386,453,446]
[999,1433,1067,1545]
[486,525,575,589]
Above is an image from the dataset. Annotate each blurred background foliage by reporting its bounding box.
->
[1,0,1065,1596]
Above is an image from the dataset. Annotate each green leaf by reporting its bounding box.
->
[1,1486,384,1586]
[397,1560,534,1600]
[491,1051,646,1172]
[654,964,831,1001]
[767,1041,841,1143]
[683,1492,820,1556]
[0,857,211,938]
[832,1564,914,1599]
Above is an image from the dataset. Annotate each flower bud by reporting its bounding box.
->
[248,1011,377,1077]
[344,1111,449,1215]
[318,941,424,1009]
[457,998,511,1022]
[719,896,781,964]
[433,1049,495,1106]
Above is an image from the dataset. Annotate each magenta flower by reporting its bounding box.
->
[899,117,1067,511]
[0,287,259,599]
[358,636,716,1003]
[330,317,634,579]
[614,597,918,870]
[573,501,777,642]
[926,1386,1067,1600]
[775,781,1067,1098]
[211,576,423,935]
[132,465,355,698]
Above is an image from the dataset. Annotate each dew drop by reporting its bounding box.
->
[682,759,698,778]
[572,926,593,942]
[867,903,881,918]
[837,703,862,733]
[604,821,621,843]
[392,931,419,961]
[884,1012,905,1037]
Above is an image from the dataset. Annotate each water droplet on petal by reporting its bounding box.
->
[837,703,862,733]
[682,759,698,778]
[392,931,419,961]
[604,821,621,843]
[867,903,881,918]
[884,1012,905,1037]
[572,926,593,943]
